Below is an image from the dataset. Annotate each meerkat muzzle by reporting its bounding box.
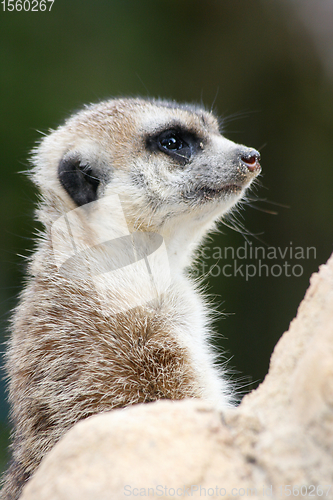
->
[240,149,261,174]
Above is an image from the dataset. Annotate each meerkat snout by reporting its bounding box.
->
[2,97,262,500]
[239,149,261,173]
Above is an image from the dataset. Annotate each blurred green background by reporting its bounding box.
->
[1,0,333,474]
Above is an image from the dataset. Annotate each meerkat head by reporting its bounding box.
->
[31,98,260,270]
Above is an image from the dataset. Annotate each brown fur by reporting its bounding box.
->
[1,98,260,499]
[2,246,200,499]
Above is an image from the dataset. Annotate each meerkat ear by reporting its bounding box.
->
[58,153,101,207]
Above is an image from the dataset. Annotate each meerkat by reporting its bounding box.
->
[1,97,261,499]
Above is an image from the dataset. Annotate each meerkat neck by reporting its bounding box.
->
[159,218,214,273]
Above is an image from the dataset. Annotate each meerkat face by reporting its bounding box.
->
[131,100,261,227]
[35,98,260,225]
[33,98,260,270]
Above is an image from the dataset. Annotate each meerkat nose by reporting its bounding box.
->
[240,149,261,173]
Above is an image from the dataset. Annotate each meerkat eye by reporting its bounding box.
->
[160,133,186,151]
[146,128,201,165]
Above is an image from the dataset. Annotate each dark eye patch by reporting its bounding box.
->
[146,127,202,165]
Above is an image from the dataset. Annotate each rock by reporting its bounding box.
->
[20,254,333,500]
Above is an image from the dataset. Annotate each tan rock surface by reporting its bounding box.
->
[20,254,333,500]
